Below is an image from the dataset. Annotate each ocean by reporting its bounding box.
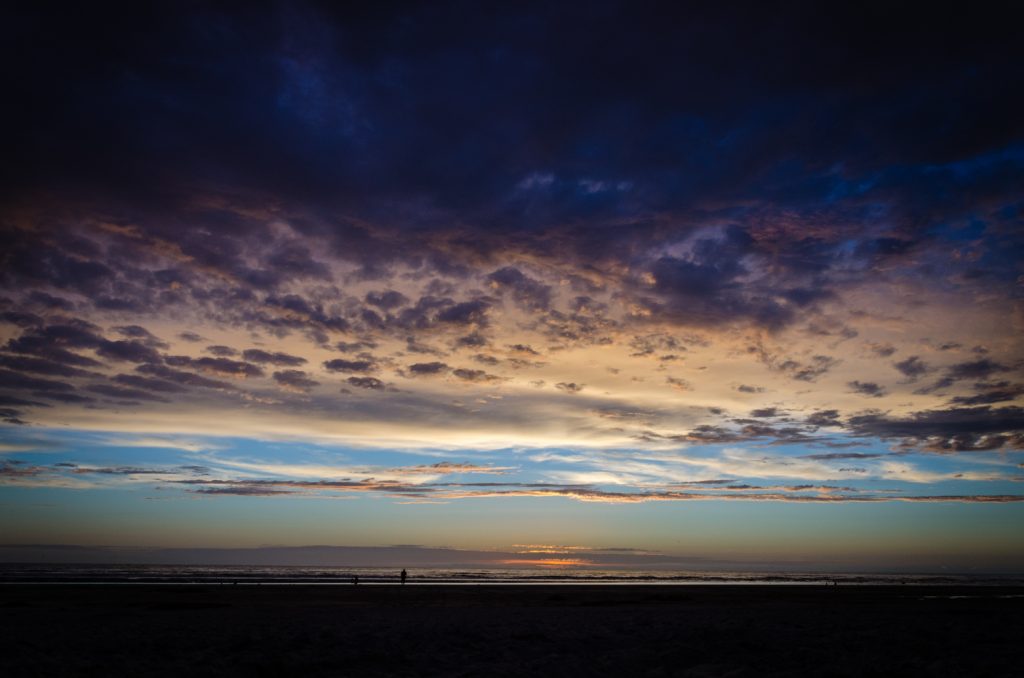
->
[2,563,1021,586]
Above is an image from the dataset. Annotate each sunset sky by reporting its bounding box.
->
[2,2,1022,571]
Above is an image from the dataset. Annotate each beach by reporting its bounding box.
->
[1,584,1021,676]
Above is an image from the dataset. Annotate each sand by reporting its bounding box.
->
[1,584,1021,676]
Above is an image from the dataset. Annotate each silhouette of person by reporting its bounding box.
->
[400,568,407,585]
[353,574,359,586]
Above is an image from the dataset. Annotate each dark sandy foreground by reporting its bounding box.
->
[1,584,1022,677]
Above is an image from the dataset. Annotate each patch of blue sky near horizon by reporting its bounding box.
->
[2,428,1022,504]
[1,427,1021,571]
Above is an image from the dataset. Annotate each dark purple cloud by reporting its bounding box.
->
[272,370,320,392]
[1,311,43,327]
[324,359,376,373]
[486,267,551,311]
[916,359,1014,394]
[365,290,409,311]
[950,383,1024,406]
[407,362,449,376]
[95,340,162,364]
[847,406,1024,452]
[848,381,887,398]
[893,356,929,381]
[805,410,842,428]
[346,376,386,390]
[336,340,377,353]
[452,368,502,383]
[436,300,490,326]
[0,355,96,379]
[85,384,169,402]
[242,349,307,366]
[111,325,168,349]
[163,356,264,379]
[112,374,188,393]
[0,369,75,392]
[135,363,235,390]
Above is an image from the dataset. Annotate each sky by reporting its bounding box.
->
[1,2,1022,572]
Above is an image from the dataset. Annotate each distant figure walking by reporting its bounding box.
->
[353,574,359,586]
[400,568,407,585]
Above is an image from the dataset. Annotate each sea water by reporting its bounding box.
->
[1,563,1021,586]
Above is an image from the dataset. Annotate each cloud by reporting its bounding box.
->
[407,362,450,376]
[164,356,264,379]
[0,369,75,393]
[365,290,410,311]
[135,364,235,390]
[112,374,188,393]
[639,422,816,447]
[181,478,430,496]
[242,349,307,366]
[452,368,503,383]
[111,325,168,349]
[71,465,176,475]
[5,323,105,367]
[917,359,1014,394]
[486,267,552,311]
[0,396,50,409]
[1,311,44,327]
[867,343,897,358]
[0,460,48,479]
[95,340,163,363]
[0,409,28,425]
[637,227,801,330]
[784,356,840,383]
[323,358,376,373]
[847,406,1024,452]
[192,485,292,496]
[261,294,350,334]
[555,382,584,394]
[893,356,929,381]
[848,381,887,398]
[801,452,886,461]
[336,340,378,353]
[665,377,690,392]
[386,462,512,476]
[950,382,1024,406]
[272,370,320,392]
[85,384,169,402]
[435,299,490,326]
[346,376,386,390]
[751,342,841,383]
[507,344,540,356]
[946,359,1010,381]
[0,355,96,378]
